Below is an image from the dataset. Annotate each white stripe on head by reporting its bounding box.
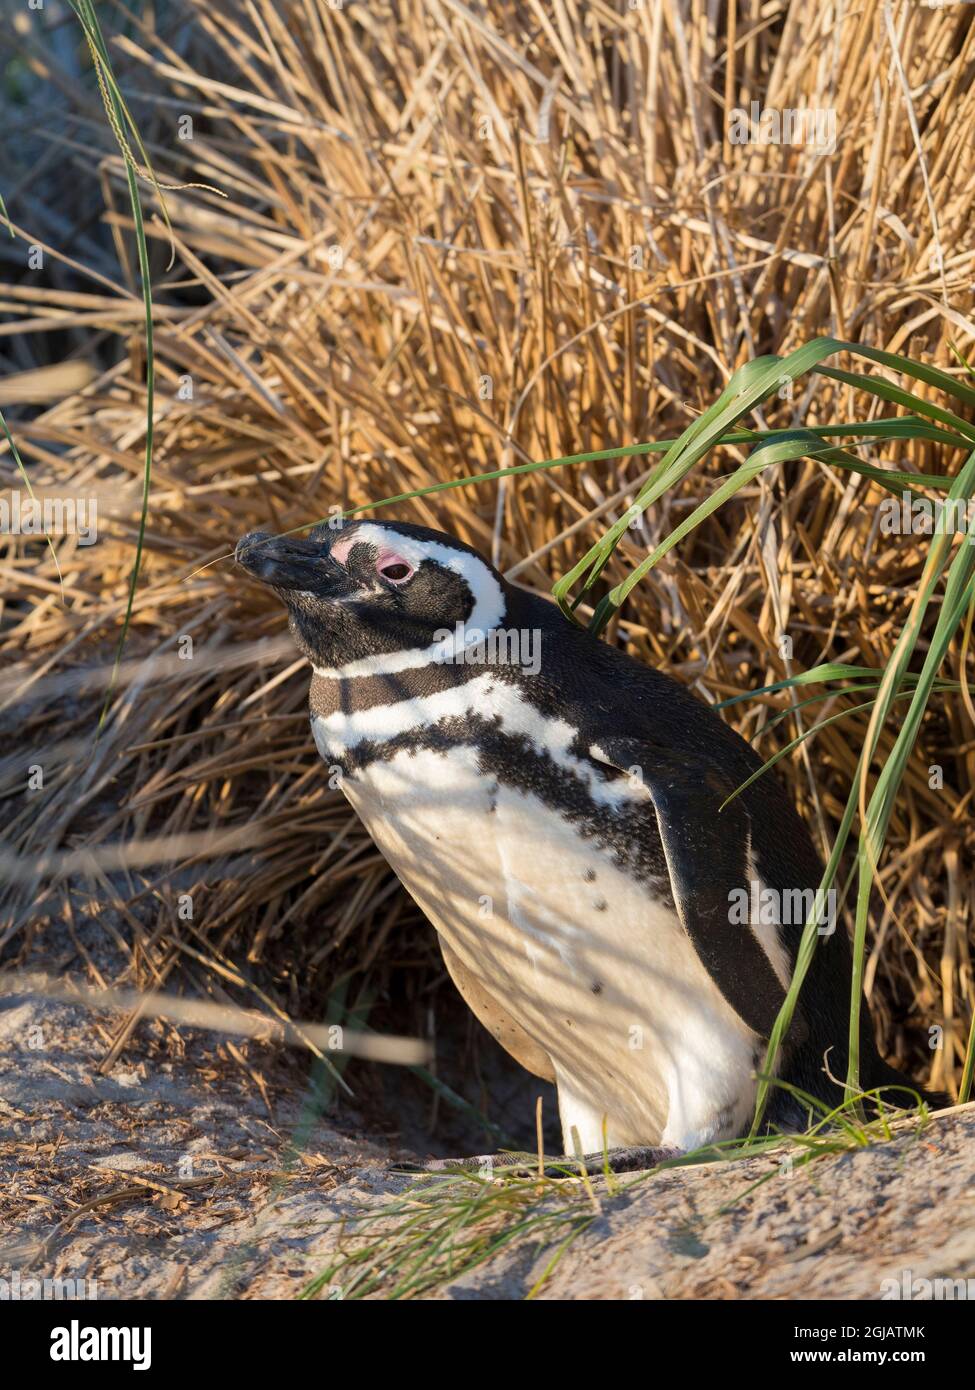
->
[313,523,505,680]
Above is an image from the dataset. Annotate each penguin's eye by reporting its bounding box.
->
[375,551,414,585]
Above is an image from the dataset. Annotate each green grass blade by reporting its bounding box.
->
[65,3,157,732]
[844,447,975,1094]
[815,365,975,443]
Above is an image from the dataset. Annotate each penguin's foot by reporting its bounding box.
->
[390,1145,681,1179]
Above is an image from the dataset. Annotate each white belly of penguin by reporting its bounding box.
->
[323,737,760,1152]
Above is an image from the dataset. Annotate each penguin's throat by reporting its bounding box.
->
[309,654,502,722]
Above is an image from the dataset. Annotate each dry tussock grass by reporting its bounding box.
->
[2,0,975,1098]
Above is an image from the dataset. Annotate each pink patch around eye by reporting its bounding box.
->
[375,548,414,583]
[329,534,356,566]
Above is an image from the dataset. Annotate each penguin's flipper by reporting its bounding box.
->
[589,735,787,1039]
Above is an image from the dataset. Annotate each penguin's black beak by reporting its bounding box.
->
[236,530,342,595]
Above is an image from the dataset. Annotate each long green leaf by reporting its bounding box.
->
[68,2,157,732]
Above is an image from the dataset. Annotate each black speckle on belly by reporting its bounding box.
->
[591,981,603,995]
[593,897,607,912]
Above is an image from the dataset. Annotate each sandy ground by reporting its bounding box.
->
[3,974,974,1302]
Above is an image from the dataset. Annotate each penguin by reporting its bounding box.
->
[235,519,939,1169]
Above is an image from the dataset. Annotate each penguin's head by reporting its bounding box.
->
[235,520,508,671]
